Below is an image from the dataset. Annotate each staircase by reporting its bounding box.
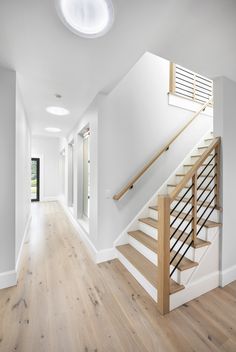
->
[114,130,221,314]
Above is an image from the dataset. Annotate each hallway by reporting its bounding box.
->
[0,202,236,352]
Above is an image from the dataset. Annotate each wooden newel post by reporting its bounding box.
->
[157,194,171,315]
[192,173,198,246]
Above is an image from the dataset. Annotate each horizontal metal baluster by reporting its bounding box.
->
[170,219,193,252]
[170,185,192,214]
[170,195,193,227]
[196,195,216,225]
[197,174,216,202]
[196,205,216,236]
[197,164,217,190]
[197,185,216,214]
[198,154,216,178]
[170,240,193,277]
[170,206,193,239]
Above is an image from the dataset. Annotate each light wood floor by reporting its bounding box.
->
[0,202,236,352]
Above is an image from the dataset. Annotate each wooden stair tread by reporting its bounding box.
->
[116,244,157,287]
[131,220,210,249]
[168,183,211,192]
[149,205,158,211]
[184,163,214,167]
[140,210,220,229]
[128,230,200,268]
[116,244,184,294]
[171,210,221,228]
[191,153,214,158]
[174,196,216,210]
[139,217,158,229]
[172,230,210,248]
[170,280,185,294]
[128,230,157,253]
[171,251,198,271]
[176,173,213,178]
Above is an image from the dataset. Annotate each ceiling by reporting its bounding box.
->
[0,0,235,137]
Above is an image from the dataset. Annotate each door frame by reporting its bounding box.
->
[31,157,40,202]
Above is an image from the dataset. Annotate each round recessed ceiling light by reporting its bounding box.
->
[46,106,70,116]
[45,127,62,133]
[56,0,114,38]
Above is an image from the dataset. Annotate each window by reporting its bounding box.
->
[31,158,40,202]
[169,63,213,105]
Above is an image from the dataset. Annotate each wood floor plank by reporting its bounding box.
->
[0,202,235,352]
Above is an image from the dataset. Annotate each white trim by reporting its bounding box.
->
[15,213,32,275]
[220,265,236,287]
[0,270,17,290]
[58,198,116,264]
[96,248,116,263]
[170,271,219,310]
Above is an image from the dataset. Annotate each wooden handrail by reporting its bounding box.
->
[157,136,221,315]
[113,100,212,201]
[169,137,220,202]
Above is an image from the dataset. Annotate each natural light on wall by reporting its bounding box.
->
[56,0,114,38]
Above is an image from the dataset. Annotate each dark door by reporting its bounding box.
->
[31,158,40,202]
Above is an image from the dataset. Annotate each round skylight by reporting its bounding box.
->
[45,127,62,133]
[46,106,70,116]
[56,0,114,38]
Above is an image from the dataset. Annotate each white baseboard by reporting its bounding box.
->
[96,248,116,264]
[170,271,219,310]
[220,265,236,287]
[0,270,17,290]
[58,198,116,264]
[15,213,32,276]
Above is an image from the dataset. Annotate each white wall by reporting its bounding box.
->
[0,67,31,285]
[15,82,31,265]
[97,52,212,249]
[32,136,60,201]
[61,53,212,255]
[214,76,236,286]
[61,95,101,247]
[0,67,16,273]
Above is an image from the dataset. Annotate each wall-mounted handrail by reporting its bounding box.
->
[113,99,212,201]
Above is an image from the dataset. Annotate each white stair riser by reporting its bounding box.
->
[170,238,206,262]
[149,208,158,220]
[128,236,157,265]
[170,266,197,286]
[183,164,215,174]
[138,222,157,239]
[149,205,219,224]
[139,216,211,241]
[175,174,215,184]
[170,203,219,222]
[116,249,157,302]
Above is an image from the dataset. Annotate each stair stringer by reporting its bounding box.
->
[170,227,220,311]
[114,128,212,247]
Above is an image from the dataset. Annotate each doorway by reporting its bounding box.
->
[31,158,40,202]
[83,130,90,218]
